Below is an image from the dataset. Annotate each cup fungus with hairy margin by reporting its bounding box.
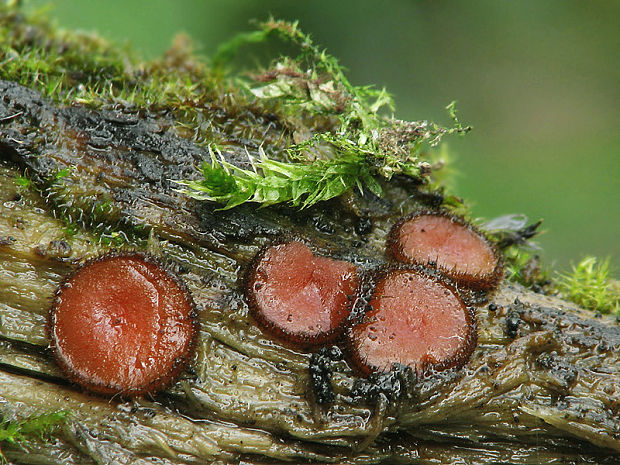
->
[244,241,359,347]
[48,252,199,397]
[347,268,476,376]
[387,211,503,290]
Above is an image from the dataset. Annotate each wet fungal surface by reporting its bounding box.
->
[387,211,503,289]
[245,241,359,347]
[48,252,198,396]
[347,269,476,376]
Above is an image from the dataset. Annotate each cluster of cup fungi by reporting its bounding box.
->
[245,210,503,377]
[46,210,501,397]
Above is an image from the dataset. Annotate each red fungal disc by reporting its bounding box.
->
[48,252,198,396]
[245,241,359,347]
[348,269,476,376]
[387,211,503,289]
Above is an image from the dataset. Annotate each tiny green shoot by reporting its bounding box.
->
[53,167,73,181]
[15,175,32,188]
[503,246,547,288]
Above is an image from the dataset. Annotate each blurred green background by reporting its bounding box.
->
[28,0,620,270]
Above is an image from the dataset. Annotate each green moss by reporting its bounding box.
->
[179,18,470,208]
[0,4,221,119]
[177,144,380,209]
[0,411,69,462]
[1,7,126,103]
[14,175,32,189]
[503,246,549,288]
[556,256,620,316]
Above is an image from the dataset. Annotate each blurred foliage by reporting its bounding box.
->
[23,0,620,267]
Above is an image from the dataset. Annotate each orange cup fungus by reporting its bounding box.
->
[347,268,476,376]
[245,241,359,347]
[48,252,198,396]
[387,211,503,290]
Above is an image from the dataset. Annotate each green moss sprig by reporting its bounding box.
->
[556,256,620,316]
[179,19,470,209]
[0,411,69,461]
[176,144,380,209]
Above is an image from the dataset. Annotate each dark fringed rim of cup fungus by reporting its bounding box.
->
[244,240,360,349]
[346,266,477,377]
[386,210,504,290]
[47,251,199,397]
